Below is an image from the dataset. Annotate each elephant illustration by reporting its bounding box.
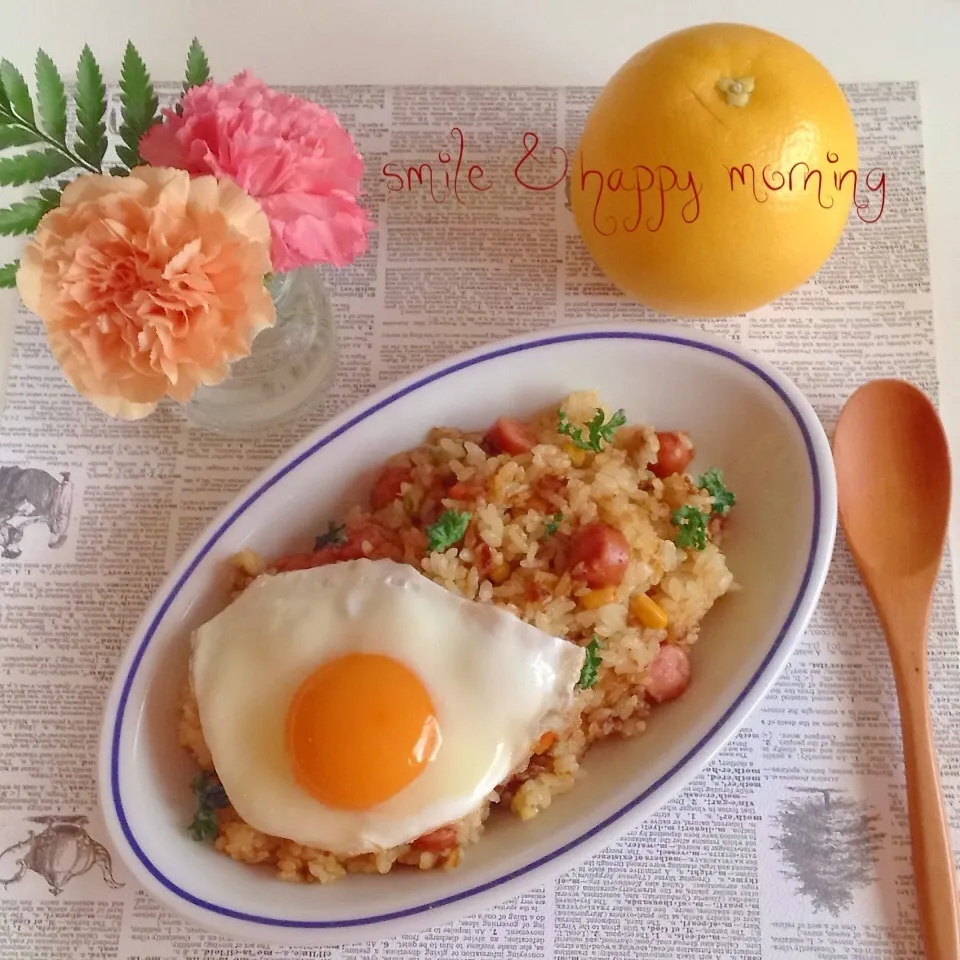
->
[0,466,74,559]
[0,815,124,896]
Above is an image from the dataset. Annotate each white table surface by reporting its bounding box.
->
[3,0,960,559]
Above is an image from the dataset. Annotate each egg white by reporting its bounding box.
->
[190,557,585,855]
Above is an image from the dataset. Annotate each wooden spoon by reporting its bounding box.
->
[833,378,959,957]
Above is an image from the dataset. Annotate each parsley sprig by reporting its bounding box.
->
[671,505,708,551]
[557,407,627,453]
[577,636,603,689]
[314,521,347,550]
[542,512,563,539]
[425,509,471,553]
[671,467,736,550]
[697,468,736,516]
[188,771,228,842]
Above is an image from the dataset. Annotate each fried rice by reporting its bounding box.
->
[178,390,737,883]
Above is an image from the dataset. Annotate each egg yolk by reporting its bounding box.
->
[285,653,441,811]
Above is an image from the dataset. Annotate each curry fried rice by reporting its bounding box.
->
[178,391,738,883]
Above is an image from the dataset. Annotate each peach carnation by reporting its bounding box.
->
[140,71,372,273]
[16,166,275,420]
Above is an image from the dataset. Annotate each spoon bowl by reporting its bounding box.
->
[835,378,950,576]
[833,378,958,959]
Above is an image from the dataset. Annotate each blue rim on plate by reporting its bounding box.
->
[107,329,825,929]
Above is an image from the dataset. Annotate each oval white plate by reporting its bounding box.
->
[98,322,837,946]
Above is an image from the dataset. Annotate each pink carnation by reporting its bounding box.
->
[140,71,372,273]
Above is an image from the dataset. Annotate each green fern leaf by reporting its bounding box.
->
[0,61,35,124]
[34,50,67,141]
[118,41,160,167]
[0,189,61,236]
[0,126,42,149]
[75,45,107,167]
[0,150,73,187]
[114,144,138,169]
[0,260,19,288]
[0,78,10,114]
[183,38,210,92]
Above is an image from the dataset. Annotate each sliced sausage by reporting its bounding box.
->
[567,521,630,588]
[484,417,536,456]
[645,645,691,703]
[273,524,402,572]
[410,824,458,852]
[650,431,694,479]
[274,536,372,572]
[370,465,412,511]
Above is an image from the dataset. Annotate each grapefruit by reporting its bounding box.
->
[570,22,859,317]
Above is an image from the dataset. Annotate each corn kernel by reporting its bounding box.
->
[490,562,512,584]
[630,592,668,629]
[563,441,587,468]
[443,848,461,870]
[581,586,618,609]
[232,548,265,577]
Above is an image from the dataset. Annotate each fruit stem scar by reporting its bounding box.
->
[687,84,730,130]
[717,76,755,107]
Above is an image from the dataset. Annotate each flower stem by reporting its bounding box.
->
[0,105,100,174]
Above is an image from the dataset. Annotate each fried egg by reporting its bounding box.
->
[189,557,585,856]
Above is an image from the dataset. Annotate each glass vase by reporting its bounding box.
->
[182,267,338,437]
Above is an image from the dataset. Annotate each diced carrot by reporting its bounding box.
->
[525,494,550,514]
[538,475,567,496]
[536,731,557,753]
[525,580,551,603]
[475,542,493,577]
[448,481,481,501]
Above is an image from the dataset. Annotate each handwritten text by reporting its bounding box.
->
[381,128,886,227]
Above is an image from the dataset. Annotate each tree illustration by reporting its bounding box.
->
[771,787,885,917]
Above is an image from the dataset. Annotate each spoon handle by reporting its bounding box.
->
[892,647,960,958]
